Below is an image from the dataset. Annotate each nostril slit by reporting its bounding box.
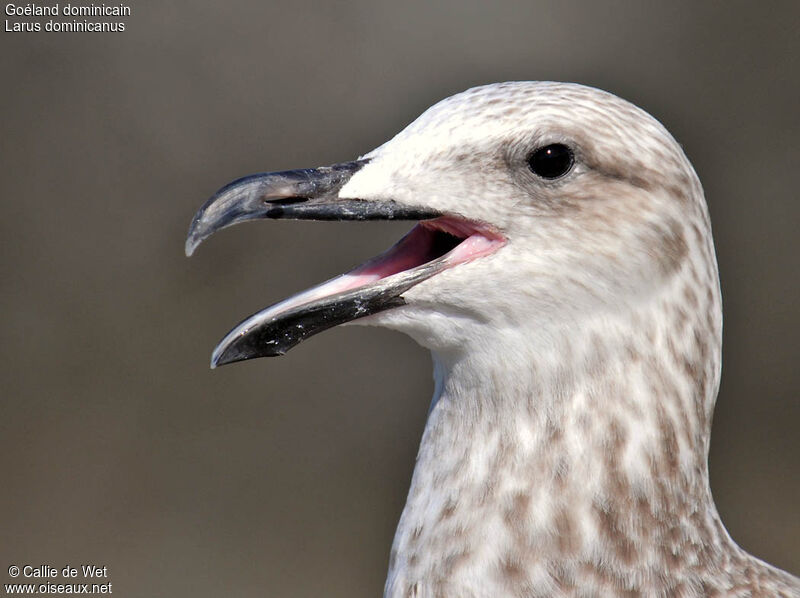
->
[262,195,309,205]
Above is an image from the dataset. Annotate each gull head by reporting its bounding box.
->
[187,82,717,368]
[183,83,800,598]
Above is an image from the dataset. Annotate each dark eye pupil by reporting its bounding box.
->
[527,144,574,179]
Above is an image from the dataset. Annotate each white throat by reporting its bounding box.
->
[384,268,736,597]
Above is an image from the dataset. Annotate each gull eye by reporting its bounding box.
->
[527,144,574,179]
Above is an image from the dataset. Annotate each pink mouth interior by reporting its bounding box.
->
[265,217,506,317]
[357,218,504,278]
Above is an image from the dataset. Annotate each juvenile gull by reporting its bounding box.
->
[186,82,799,597]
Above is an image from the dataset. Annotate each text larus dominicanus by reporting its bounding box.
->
[186,82,799,597]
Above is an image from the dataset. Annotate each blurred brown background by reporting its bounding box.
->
[1,1,797,596]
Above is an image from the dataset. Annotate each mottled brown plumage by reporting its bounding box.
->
[190,82,799,597]
[338,83,799,597]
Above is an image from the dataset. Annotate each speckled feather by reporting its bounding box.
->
[338,83,799,597]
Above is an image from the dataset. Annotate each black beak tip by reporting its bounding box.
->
[210,335,287,368]
[210,348,241,369]
[185,236,198,257]
[185,209,209,257]
[210,344,246,369]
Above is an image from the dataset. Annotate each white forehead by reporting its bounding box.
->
[343,81,690,219]
[366,81,676,157]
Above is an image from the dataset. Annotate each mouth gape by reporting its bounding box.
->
[186,158,508,365]
[271,216,506,314]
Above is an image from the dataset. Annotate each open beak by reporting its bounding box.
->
[186,160,505,367]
